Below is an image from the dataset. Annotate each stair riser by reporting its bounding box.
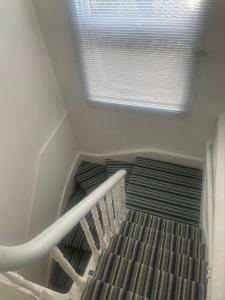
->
[127,211,202,240]
[98,252,206,284]
[111,235,205,260]
[93,256,205,300]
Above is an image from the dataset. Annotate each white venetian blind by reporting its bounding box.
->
[70,0,209,112]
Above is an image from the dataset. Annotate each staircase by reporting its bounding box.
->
[51,157,205,299]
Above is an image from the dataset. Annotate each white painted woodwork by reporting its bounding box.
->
[80,218,99,262]
[106,192,116,235]
[99,198,111,244]
[112,185,122,231]
[118,179,127,220]
[91,207,106,250]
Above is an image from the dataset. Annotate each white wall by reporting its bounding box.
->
[0,0,78,284]
[33,0,225,164]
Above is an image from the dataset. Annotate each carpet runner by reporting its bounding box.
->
[51,157,206,299]
[126,157,202,226]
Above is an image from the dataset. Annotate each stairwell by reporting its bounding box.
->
[50,157,205,299]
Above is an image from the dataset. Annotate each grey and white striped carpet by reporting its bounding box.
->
[81,276,205,300]
[105,159,133,189]
[75,161,108,194]
[51,245,90,293]
[51,158,205,298]
[126,157,202,226]
[81,210,206,300]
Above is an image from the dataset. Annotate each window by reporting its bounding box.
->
[70,0,209,112]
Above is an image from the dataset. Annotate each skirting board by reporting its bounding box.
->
[80,149,204,169]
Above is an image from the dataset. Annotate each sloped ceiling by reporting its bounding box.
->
[33,0,225,161]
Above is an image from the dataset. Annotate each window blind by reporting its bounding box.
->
[70,0,209,112]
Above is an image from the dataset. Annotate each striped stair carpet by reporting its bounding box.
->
[105,159,133,189]
[81,210,206,300]
[51,157,206,299]
[126,157,202,226]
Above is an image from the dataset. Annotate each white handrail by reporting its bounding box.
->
[0,170,127,272]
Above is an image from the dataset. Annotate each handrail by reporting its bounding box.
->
[0,170,127,272]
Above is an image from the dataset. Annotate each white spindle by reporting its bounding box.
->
[99,198,111,244]
[116,183,123,221]
[112,185,122,229]
[120,178,128,220]
[106,191,116,235]
[50,247,86,289]
[111,187,118,228]
[115,182,123,220]
[3,272,54,300]
[91,206,106,250]
[80,218,99,263]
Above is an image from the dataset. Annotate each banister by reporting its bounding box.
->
[0,170,127,272]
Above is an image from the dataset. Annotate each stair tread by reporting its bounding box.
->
[75,161,108,194]
[134,157,202,180]
[128,174,201,198]
[128,164,202,189]
[85,268,205,300]
[121,220,202,242]
[81,278,147,300]
[126,157,202,225]
[109,235,205,260]
[127,210,202,236]
[126,197,200,226]
[128,210,201,229]
[82,276,204,300]
[96,252,206,284]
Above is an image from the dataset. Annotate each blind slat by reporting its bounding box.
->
[70,0,209,112]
